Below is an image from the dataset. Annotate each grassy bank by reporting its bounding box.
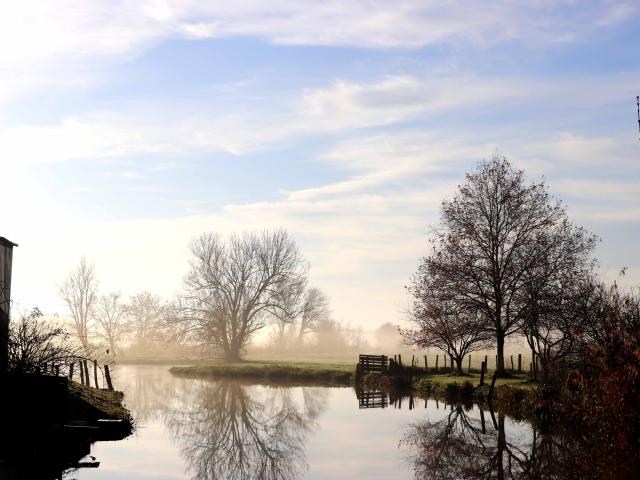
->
[170,361,355,386]
[67,382,132,422]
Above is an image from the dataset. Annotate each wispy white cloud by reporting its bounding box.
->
[0,1,637,104]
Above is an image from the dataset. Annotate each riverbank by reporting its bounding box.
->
[170,361,354,386]
[0,375,133,478]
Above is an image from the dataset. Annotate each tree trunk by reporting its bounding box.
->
[224,345,242,363]
[455,356,463,375]
[496,331,506,375]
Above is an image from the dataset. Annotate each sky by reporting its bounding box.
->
[2,1,640,330]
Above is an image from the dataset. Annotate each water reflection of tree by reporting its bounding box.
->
[405,404,588,480]
[165,381,326,480]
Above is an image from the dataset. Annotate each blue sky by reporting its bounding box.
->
[2,1,640,329]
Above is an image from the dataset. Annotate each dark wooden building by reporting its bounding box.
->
[0,236,17,375]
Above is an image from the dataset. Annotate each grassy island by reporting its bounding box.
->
[170,361,355,386]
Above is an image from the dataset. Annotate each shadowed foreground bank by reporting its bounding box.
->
[0,374,132,479]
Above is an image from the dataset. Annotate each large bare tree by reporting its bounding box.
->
[93,292,128,356]
[179,229,308,361]
[418,155,595,374]
[58,257,97,349]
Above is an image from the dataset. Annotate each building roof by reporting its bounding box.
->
[0,237,18,248]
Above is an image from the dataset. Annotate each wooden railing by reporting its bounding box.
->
[37,359,114,391]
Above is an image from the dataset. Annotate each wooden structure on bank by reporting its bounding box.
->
[356,354,388,375]
[0,236,17,375]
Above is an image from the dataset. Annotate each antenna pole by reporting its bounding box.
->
[637,96,640,140]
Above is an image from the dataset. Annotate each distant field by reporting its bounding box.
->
[245,352,358,365]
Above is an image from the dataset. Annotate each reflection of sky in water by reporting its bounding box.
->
[67,365,533,480]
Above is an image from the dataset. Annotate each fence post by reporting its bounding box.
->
[93,360,99,388]
[444,355,447,369]
[104,365,114,391]
[484,355,488,366]
[518,354,522,372]
[79,362,85,385]
[424,355,428,371]
[435,355,439,371]
[398,354,402,367]
[468,355,471,373]
[69,363,74,380]
[83,360,90,386]
[510,355,514,371]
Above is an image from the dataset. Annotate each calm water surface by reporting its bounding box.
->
[64,365,538,480]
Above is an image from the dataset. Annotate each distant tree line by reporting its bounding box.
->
[57,229,356,361]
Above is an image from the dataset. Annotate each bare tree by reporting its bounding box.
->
[296,288,330,344]
[405,287,493,374]
[178,229,308,362]
[93,292,128,356]
[418,154,595,374]
[127,291,165,350]
[58,257,97,349]
[270,277,306,348]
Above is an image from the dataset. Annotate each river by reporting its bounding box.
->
[58,365,558,479]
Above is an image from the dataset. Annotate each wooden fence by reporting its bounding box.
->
[364,351,541,381]
[357,354,388,374]
[37,359,114,391]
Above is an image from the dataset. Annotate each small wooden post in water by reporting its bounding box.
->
[518,354,522,372]
[69,363,74,380]
[104,365,114,391]
[479,361,486,386]
[93,360,99,388]
[79,362,85,385]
